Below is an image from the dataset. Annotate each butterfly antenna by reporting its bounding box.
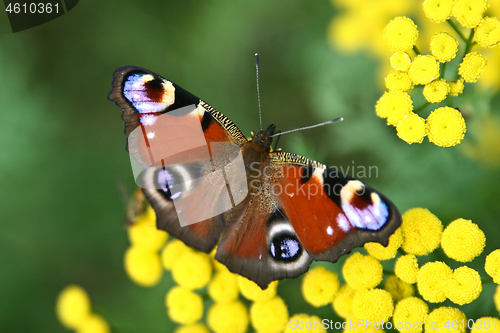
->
[255,53,263,131]
[270,117,344,138]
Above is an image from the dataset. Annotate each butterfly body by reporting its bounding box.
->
[109,66,401,288]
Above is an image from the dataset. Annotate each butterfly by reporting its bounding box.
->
[108,66,401,289]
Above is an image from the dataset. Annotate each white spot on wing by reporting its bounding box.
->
[327,226,333,235]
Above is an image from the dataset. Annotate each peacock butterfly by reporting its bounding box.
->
[108,66,401,288]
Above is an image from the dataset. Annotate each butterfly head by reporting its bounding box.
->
[252,124,276,149]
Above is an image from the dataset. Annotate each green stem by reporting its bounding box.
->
[413,45,421,56]
[482,278,494,284]
[440,62,447,79]
[414,102,430,113]
[383,269,395,276]
[447,19,468,42]
[455,29,476,80]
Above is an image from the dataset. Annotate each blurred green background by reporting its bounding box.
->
[1,0,500,332]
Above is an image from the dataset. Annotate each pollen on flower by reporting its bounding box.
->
[471,317,500,333]
[417,261,452,303]
[250,296,289,333]
[426,107,467,147]
[166,286,204,324]
[408,55,440,85]
[453,0,489,28]
[422,0,455,22]
[207,300,249,333]
[396,113,427,144]
[395,254,419,284]
[485,249,500,284]
[124,246,163,287]
[352,289,394,323]
[474,17,500,48]
[385,71,413,92]
[375,91,413,126]
[172,250,213,290]
[384,275,414,303]
[459,52,487,82]
[441,218,485,262]
[427,307,466,331]
[401,208,443,256]
[238,276,278,301]
[284,314,325,333]
[445,266,482,305]
[423,78,450,103]
[449,79,465,96]
[383,16,419,52]
[342,253,383,291]
[174,323,210,333]
[392,297,428,333]
[301,266,340,307]
[364,228,403,260]
[390,52,412,71]
[430,32,459,62]
[332,284,357,319]
[56,285,92,329]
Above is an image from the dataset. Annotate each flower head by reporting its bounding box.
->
[238,276,278,301]
[77,314,110,333]
[474,17,500,47]
[417,261,452,303]
[391,52,412,71]
[250,296,289,333]
[56,285,92,329]
[383,16,419,52]
[162,239,194,270]
[365,228,403,260]
[128,222,168,251]
[397,113,427,144]
[430,32,459,62]
[453,0,489,28]
[207,301,249,333]
[485,249,500,284]
[172,250,212,290]
[401,208,443,255]
[342,253,383,291]
[332,284,356,319]
[426,107,467,147]
[166,286,204,324]
[426,307,466,331]
[174,323,210,333]
[449,79,465,96]
[441,218,485,262]
[352,288,394,323]
[495,286,500,314]
[408,55,440,85]
[392,297,428,333]
[384,274,414,302]
[424,79,450,103]
[301,266,340,307]
[284,314,325,333]
[385,71,413,92]
[459,52,487,82]
[375,91,413,126]
[124,246,163,287]
[422,0,455,22]
[208,270,239,303]
[445,266,482,305]
[395,254,419,284]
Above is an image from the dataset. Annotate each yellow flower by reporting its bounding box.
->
[392,297,428,333]
[391,52,412,71]
[383,16,419,52]
[384,275,414,303]
[166,286,203,324]
[301,266,340,307]
[485,249,500,284]
[162,239,193,270]
[401,208,443,256]
[375,91,413,126]
[342,253,383,291]
[470,317,500,333]
[417,261,452,303]
[395,254,419,284]
[427,107,467,147]
[174,323,210,333]
[207,300,249,333]
[449,79,465,96]
[445,266,482,305]
[238,276,278,301]
[56,285,92,329]
[352,288,394,323]
[459,52,487,82]
[430,32,459,62]
[385,71,413,92]
[76,314,110,333]
[422,0,455,22]
[496,286,500,313]
[208,270,239,303]
[426,307,466,332]
[124,246,163,287]
[396,113,427,144]
[285,314,326,333]
[332,284,357,319]
[453,0,489,28]
[424,79,450,103]
[250,296,289,333]
[172,250,212,290]
[409,55,440,85]
[474,17,500,47]
[128,222,168,251]
[365,228,403,260]
[441,218,485,262]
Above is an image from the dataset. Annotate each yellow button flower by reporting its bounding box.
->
[427,107,467,147]
[426,307,466,332]
[174,323,210,333]
[383,16,419,52]
[302,266,340,307]
[166,286,203,324]
[172,250,212,290]
[474,17,500,48]
[445,266,482,305]
[342,253,383,291]
[459,52,487,82]
[422,0,455,22]
[417,261,452,303]
[162,239,194,270]
[409,55,440,85]
[385,71,413,92]
[207,300,249,333]
[392,297,428,333]
[441,218,485,262]
[449,79,465,96]
[424,79,450,103]
[453,0,489,28]
[485,249,500,284]
[238,276,278,301]
[375,91,413,126]
[76,314,110,333]
[352,288,394,323]
[396,113,427,144]
[430,32,458,62]
[208,270,239,302]
[332,284,357,319]
[56,285,92,329]
[391,52,412,71]
[395,254,419,284]
[124,246,163,287]
[496,286,500,313]
[285,314,326,333]
[471,317,500,333]
[365,228,403,260]
[128,222,168,251]
[384,275,414,303]
[401,208,443,256]
[250,296,289,333]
